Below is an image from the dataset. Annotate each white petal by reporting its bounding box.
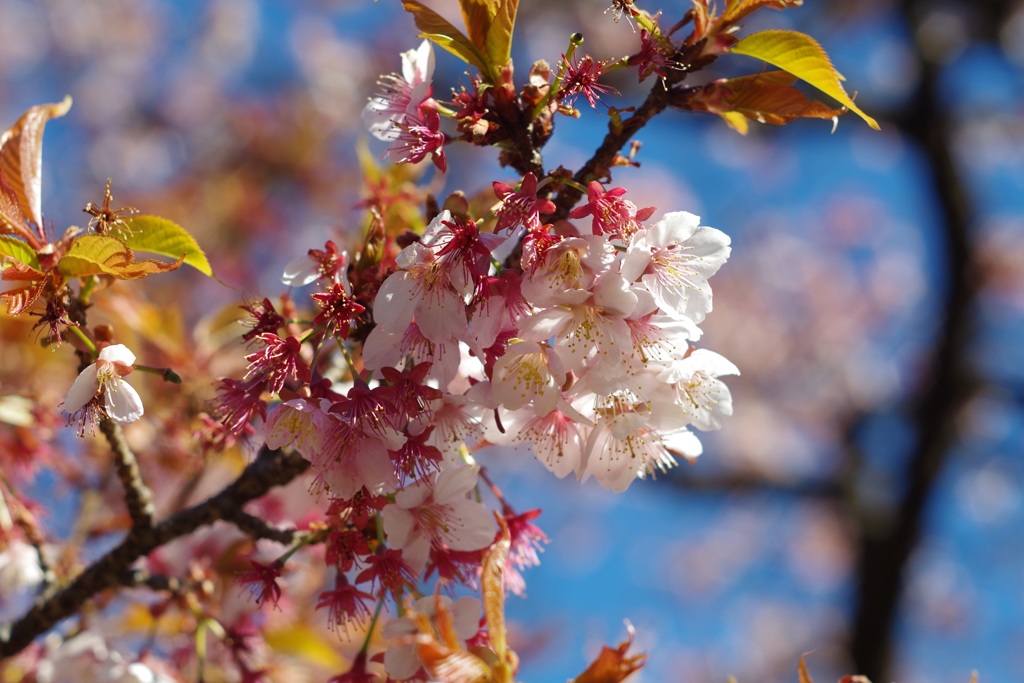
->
[433,466,478,503]
[281,254,320,287]
[452,597,483,640]
[441,499,496,551]
[63,364,100,413]
[382,505,416,548]
[104,379,144,424]
[98,344,136,366]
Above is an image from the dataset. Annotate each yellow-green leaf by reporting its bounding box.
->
[482,513,511,662]
[729,30,879,130]
[720,0,802,25]
[402,0,491,78]
[0,96,72,231]
[121,215,213,276]
[0,235,39,269]
[58,234,184,280]
[264,622,345,669]
[459,0,518,73]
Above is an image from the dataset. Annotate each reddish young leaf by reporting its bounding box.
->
[571,623,647,683]
[0,258,46,315]
[684,70,847,134]
[482,513,511,666]
[728,30,879,129]
[720,0,803,25]
[0,96,72,236]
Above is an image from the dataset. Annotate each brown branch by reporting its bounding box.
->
[551,68,689,220]
[847,1,979,679]
[223,508,298,545]
[99,419,155,529]
[0,445,310,658]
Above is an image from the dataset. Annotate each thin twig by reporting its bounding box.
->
[99,419,155,530]
[551,68,688,220]
[223,508,298,545]
[0,446,310,657]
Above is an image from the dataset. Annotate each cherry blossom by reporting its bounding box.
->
[660,348,739,431]
[382,595,482,681]
[63,344,144,428]
[381,466,495,574]
[363,40,435,143]
[620,211,732,325]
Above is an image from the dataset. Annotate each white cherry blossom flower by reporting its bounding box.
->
[382,466,495,573]
[63,344,143,427]
[660,348,739,431]
[620,211,731,325]
[382,595,481,680]
[491,340,567,416]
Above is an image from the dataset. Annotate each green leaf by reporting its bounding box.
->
[729,30,880,130]
[121,215,213,276]
[57,234,184,280]
[0,235,39,269]
[402,0,491,78]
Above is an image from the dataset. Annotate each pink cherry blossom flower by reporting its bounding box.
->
[518,271,637,374]
[264,398,327,459]
[363,40,435,142]
[519,233,616,308]
[559,54,617,109]
[363,41,448,172]
[281,240,350,288]
[634,28,673,83]
[244,333,310,395]
[502,508,549,597]
[316,574,375,634]
[581,407,676,492]
[569,181,655,239]
[382,466,495,574]
[63,344,144,429]
[310,417,401,500]
[389,105,447,172]
[373,212,470,344]
[238,560,283,609]
[491,172,556,232]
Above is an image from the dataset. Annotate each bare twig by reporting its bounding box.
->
[223,508,298,545]
[99,419,155,530]
[551,68,689,220]
[847,1,979,678]
[0,446,310,657]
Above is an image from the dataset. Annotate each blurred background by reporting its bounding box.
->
[0,0,1022,681]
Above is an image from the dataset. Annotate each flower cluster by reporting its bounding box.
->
[195,40,738,681]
